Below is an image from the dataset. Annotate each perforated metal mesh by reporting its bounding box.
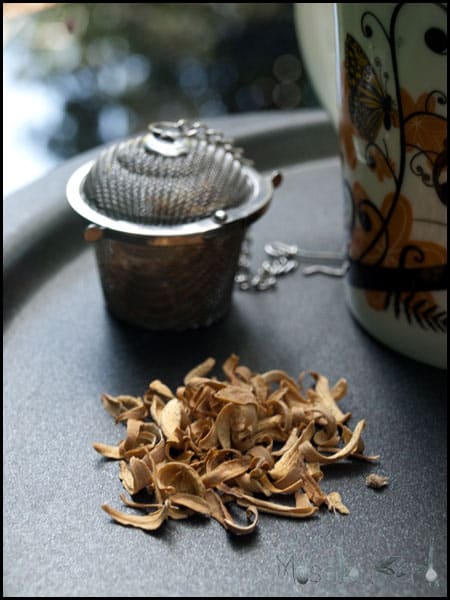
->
[83,121,253,225]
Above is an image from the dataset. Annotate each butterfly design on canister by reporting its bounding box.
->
[345,34,398,142]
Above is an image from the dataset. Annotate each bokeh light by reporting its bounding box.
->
[3,3,319,195]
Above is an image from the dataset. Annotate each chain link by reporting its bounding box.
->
[235,237,349,292]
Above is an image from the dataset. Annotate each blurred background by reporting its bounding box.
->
[3,3,319,196]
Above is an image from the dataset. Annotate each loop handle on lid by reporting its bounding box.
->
[143,121,192,157]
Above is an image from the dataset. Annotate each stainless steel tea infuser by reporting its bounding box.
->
[66,119,283,330]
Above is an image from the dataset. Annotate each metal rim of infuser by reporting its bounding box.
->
[66,119,279,243]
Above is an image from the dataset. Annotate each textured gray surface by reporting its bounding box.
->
[3,111,447,597]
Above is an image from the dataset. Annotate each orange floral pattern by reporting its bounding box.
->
[349,185,414,266]
[401,89,447,156]
[348,182,446,314]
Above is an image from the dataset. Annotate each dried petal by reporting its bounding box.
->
[114,404,148,423]
[215,403,234,449]
[150,395,165,425]
[214,386,257,406]
[160,398,185,444]
[366,473,389,488]
[101,500,169,531]
[121,419,142,452]
[204,489,231,525]
[92,442,122,459]
[268,422,314,481]
[149,380,174,399]
[157,461,206,498]
[221,484,318,518]
[326,491,350,514]
[119,493,160,510]
[202,456,253,488]
[295,491,314,510]
[301,420,366,464]
[101,394,142,418]
[308,372,351,424]
[222,353,242,385]
[247,445,274,470]
[169,493,211,515]
[330,378,348,401]
[215,403,258,451]
[196,421,218,450]
[251,374,269,404]
[184,357,216,384]
[119,457,153,495]
[223,505,259,535]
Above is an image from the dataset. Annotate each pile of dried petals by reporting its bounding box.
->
[93,355,378,534]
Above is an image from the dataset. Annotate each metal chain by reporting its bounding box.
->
[174,119,254,166]
[235,238,350,292]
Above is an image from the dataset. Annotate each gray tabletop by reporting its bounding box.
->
[3,110,447,597]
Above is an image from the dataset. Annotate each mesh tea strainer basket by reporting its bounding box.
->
[66,119,281,330]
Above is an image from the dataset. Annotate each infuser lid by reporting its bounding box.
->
[67,119,275,240]
[81,120,254,226]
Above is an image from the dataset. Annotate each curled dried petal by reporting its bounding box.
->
[301,420,366,464]
[247,445,274,470]
[204,448,242,470]
[150,395,165,425]
[169,493,211,515]
[267,398,292,433]
[223,505,259,535]
[221,484,318,518]
[261,370,299,396]
[186,377,226,392]
[114,404,148,423]
[119,493,160,510]
[92,442,122,459]
[157,461,206,498]
[268,421,314,481]
[215,403,234,449]
[184,357,216,384]
[101,500,169,531]
[121,419,142,452]
[307,463,323,481]
[234,473,272,496]
[167,505,191,520]
[101,394,142,418]
[145,436,166,464]
[202,457,253,488]
[119,457,153,495]
[216,403,258,451]
[222,353,243,385]
[330,378,348,401]
[271,426,300,457]
[308,372,351,424]
[235,365,253,383]
[214,386,257,406]
[149,380,174,399]
[313,428,340,447]
[119,421,162,458]
[204,489,231,525]
[160,398,186,445]
[250,374,269,405]
[196,422,218,451]
[339,423,366,455]
[164,446,194,463]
